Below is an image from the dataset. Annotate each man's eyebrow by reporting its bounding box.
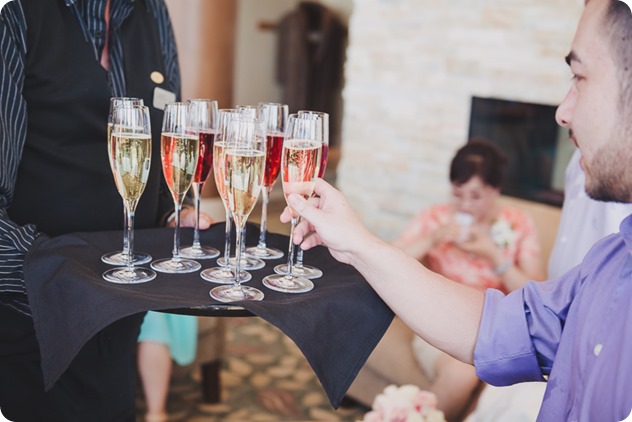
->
[565,51,580,66]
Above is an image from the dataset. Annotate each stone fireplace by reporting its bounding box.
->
[336,0,583,240]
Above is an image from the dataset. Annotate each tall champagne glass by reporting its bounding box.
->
[246,103,288,260]
[103,105,156,283]
[180,99,220,259]
[263,114,322,293]
[151,102,201,274]
[102,97,152,266]
[210,116,266,302]
[274,111,329,279]
[200,109,252,284]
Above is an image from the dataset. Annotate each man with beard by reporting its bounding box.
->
[281,0,632,420]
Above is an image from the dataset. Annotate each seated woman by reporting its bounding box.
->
[346,139,545,421]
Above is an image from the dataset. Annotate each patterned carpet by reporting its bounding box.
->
[137,316,370,422]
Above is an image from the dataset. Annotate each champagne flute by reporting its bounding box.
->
[200,109,252,284]
[274,111,329,279]
[180,99,221,260]
[210,116,266,302]
[102,97,152,266]
[151,102,201,274]
[263,114,322,293]
[246,103,288,260]
[103,105,156,283]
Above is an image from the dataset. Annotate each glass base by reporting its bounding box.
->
[101,250,152,266]
[200,267,252,284]
[245,245,284,260]
[210,285,264,302]
[217,255,266,271]
[151,258,201,274]
[262,273,314,293]
[102,266,156,284]
[180,245,221,260]
[274,263,323,279]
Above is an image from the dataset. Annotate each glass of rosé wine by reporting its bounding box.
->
[245,102,288,260]
[274,110,328,279]
[151,102,201,274]
[263,114,322,294]
[179,99,221,260]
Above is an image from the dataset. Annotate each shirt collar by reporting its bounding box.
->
[619,213,632,251]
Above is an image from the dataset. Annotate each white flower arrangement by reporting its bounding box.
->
[491,219,515,250]
[359,385,446,422]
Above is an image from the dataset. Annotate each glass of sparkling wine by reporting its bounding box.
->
[151,102,201,274]
[102,105,156,283]
[180,99,220,260]
[246,102,288,260]
[263,114,322,293]
[101,97,152,266]
[274,110,329,279]
[210,116,266,302]
[200,109,252,284]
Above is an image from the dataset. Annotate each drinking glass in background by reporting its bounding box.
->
[263,114,322,293]
[103,105,156,283]
[151,102,201,274]
[200,109,252,284]
[180,99,221,260]
[274,110,328,279]
[101,97,152,266]
[246,102,288,260]
[210,116,266,302]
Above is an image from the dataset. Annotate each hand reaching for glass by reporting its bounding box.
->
[279,178,376,268]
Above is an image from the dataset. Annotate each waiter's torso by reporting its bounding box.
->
[8,0,169,236]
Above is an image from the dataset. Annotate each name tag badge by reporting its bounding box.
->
[153,87,176,111]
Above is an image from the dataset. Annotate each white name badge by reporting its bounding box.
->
[153,86,176,111]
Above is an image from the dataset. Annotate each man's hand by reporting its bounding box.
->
[280,179,376,266]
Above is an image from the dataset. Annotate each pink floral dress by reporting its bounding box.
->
[396,204,541,293]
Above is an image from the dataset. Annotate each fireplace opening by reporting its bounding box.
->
[467,96,574,207]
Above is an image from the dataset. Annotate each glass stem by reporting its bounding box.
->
[286,217,298,279]
[257,187,270,248]
[241,226,247,256]
[222,210,232,267]
[122,207,129,254]
[125,207,135,272]
[234,219,244,288]
[172,203,182,261]
[296,247,305,268]
[192,183,202,249]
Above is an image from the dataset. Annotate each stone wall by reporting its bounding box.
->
[338,0,583,240]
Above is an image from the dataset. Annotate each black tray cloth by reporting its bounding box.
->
[23,223,394,408]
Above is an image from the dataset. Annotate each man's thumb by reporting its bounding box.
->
[287,194,317,222]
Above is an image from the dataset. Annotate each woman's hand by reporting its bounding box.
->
[455,224,504,266]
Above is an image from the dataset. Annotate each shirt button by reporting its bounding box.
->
[593,344,603,356]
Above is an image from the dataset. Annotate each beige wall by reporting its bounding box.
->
[165,0,236,107]
[338,0,583,249]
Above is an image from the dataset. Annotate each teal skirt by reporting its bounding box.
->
[137,311,197,365]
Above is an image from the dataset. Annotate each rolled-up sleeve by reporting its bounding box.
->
[473,264,582,386]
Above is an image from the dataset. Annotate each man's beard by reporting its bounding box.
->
[585,143,632,203]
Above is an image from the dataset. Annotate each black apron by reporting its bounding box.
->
[1,1,172,420]
[9,0,172,235]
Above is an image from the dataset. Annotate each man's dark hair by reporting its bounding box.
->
[605,1,632,122]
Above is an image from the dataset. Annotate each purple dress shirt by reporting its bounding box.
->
[474,214,632,422]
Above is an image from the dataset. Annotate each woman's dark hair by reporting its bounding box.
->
[449,138,507,189]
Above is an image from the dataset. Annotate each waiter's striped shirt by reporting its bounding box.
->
[0,0,180,316]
